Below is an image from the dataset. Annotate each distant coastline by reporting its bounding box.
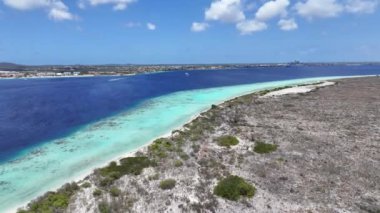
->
[1,62,380,79]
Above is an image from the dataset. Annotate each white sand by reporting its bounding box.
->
[263,81,336,97]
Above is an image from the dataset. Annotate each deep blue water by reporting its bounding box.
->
[0,65,379,162]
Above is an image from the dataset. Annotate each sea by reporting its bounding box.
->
[0,65,379,212]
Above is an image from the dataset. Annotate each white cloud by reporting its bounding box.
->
[146,22,156,30]
[236,19,267,35]
[48,7,74,20]
[196,0,379,35]
[191,22,209,32]
[205,0,245,23]
[345,0,378,14]
[255,0,290,21]
[48,1,75,20]
[78,0,137,11]
[3,0,48,10]
[278,18,298,30]
[3,0,75,21]
[295,0,344,19]
[125,21,141,28]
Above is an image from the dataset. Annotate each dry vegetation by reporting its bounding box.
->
[18,77,380,213]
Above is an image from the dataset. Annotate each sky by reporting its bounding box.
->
[0,0,380,65]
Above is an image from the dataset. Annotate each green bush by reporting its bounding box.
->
[93,189,102,197]
[253,142,278,154]
[148,138,174,158]
[159,179,176,190]
[98,202,111,213]
[18,183,79,213]
[148,173,160,181]
[174,160,183,167]
[99,157,153,183]
[216,136,239,148]
[192,144,200,153]
[214,175,256,201]
[99,177,114,187]
[110,187,121,197]
[179,152,190,161]
[30,193,69,211]
[81,182,91,188]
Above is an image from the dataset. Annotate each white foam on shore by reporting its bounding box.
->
[0,75,372,213]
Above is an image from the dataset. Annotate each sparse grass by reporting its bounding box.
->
[159,179,176,190]
[214,175,256,201]
[253,141,278,154]
[216,135,239,148]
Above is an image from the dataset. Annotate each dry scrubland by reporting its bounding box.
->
[19,77,380,213]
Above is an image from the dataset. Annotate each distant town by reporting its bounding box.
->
[0,62,379,78]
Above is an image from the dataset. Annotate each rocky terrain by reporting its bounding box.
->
[19,77,380,213]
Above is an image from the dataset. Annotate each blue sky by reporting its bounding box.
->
[0,0,379,65]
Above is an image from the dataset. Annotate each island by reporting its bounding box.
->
[16,76,380,213]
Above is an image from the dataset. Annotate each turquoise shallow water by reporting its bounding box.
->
[0,76,366,212]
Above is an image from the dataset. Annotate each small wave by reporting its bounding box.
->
[108,78,124,82]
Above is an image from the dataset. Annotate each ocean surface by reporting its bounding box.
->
[0,65,379,212]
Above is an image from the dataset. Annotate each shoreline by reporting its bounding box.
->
[6,75,377,213]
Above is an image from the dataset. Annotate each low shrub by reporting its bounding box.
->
[148,138,174,158]
[214,175,256,201]
[192,144,200,153]
[110,187,121,197]
[98,202,111,213]
[179,152,190,161]
[148,173,160,181]
[174,160,183,167]
[253,142,278,154]
[159,179,176,190]
[18,183,79,213]
[93,189,102,197]
[99,157,153,182]
[81,182,91,188]
[216,135,239,148]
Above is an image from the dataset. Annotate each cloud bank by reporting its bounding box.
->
[193,0,379,35]
[3,0,75,20]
